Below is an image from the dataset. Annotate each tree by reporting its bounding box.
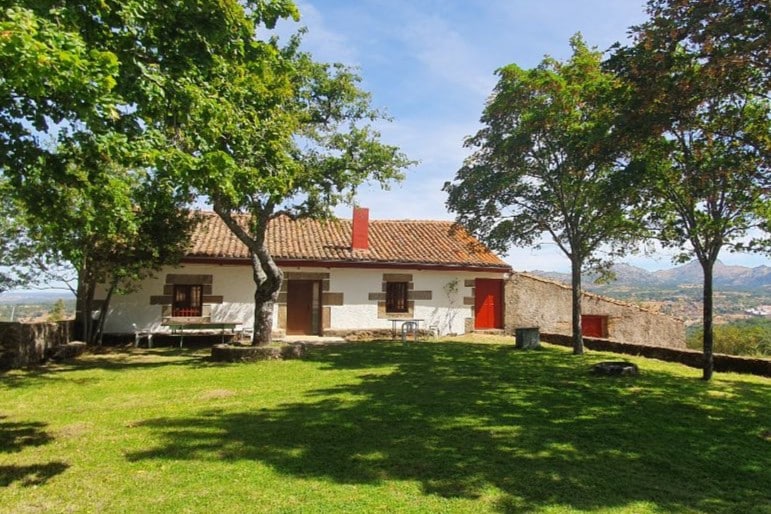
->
[1,5,196,343]
[611,0,771,380]
[444,36,643,354]
[32,1,409,345]
[184,36,412,345]
[3,1,410,345]
[0,182,34,293]
[642,96,769,380]
[47,299,67,322]
[638,0,768,92]
[687,319,771,357]
[6,134,197,344]
[0,5,120,171]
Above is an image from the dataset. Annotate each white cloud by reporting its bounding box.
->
[339,116,485,220]
[272,1,359,65]
[377,117,474,168]
[397,15,496,97]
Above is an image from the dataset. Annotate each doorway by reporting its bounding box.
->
[474,279,503,330]
[286,280,321,335]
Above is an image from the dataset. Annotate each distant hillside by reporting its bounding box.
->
[530,260,771,292]
[0,291,76,322]
[527,260,771,324]
[0,290,75,305]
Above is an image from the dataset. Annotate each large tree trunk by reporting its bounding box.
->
[75,263,97,345]
[250,245,283,346]
[212,201,285,346]
[570,257,584,355]
[700,259,715,380]
[95,282,116,346]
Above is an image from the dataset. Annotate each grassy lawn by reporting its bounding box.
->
[1,339,769,513]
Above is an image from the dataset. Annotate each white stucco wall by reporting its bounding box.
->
[101,263,506,336]
[321,267,502,335]
[101,263,257,334]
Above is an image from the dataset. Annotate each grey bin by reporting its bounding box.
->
[515,327,540,349]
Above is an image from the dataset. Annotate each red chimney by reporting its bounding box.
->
[352,207,369,251]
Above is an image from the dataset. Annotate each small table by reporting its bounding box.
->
[163,319,240,347]
[388,318,424,340]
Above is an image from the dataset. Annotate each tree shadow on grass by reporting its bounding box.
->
[0,415,53,453]
[0,347,214,389]
[125,342,771,512]
[0,462,69,487]
[0,415,69,487]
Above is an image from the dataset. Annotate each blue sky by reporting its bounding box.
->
[273,0,770,273]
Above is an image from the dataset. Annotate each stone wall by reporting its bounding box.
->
[505,272,685,349]
[0,321,74,369]
[542,332,771,377]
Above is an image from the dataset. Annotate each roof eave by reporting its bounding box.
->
[181,256,511,274]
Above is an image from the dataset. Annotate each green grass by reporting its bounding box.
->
[1,340,769,513]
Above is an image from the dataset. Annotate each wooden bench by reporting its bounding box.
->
[162,317,241,347]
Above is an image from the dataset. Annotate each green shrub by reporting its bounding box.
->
[687,318,771,357]
[47,299,68,322]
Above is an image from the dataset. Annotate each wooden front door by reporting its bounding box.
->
[475,279,503,329]
[287,280,321,335]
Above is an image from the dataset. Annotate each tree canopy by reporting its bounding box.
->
[1,4,197,342]
[1,1,411,345]
[182,28,412,345]
[611,0,771,380]
[445,35,644,354]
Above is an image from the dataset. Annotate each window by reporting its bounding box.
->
[172,284,203,317]
[385,282,409,313]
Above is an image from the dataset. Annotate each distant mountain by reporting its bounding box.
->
[527,263,663,289]
[606,263,666,287]
[651,260,703,286]
[528,260,771,292]
[650,260,771,287]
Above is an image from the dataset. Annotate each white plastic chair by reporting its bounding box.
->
[401,321,419,344]
[132,323,153,348]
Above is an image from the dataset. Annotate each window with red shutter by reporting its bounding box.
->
[172,284,203,317]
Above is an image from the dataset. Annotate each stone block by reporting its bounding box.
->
[515,327,540,349]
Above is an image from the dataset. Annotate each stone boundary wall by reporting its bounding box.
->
[541,332,771,378]
[0,321,74,369]
[505,273,685,349]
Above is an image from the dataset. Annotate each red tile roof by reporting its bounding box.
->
[186,212,510,271]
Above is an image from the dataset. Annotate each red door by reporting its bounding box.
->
[475,279,503,329]
[581,315,607,338]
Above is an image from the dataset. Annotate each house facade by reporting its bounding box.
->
[101,208,512,338]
